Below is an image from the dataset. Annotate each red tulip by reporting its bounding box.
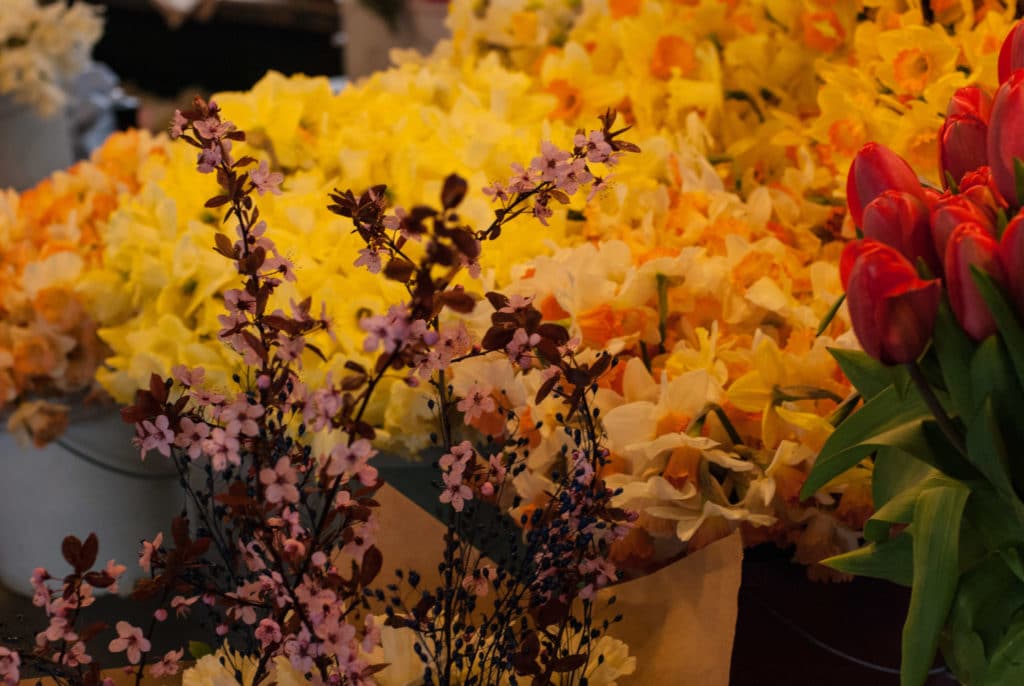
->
[843,240,941,365]
[846,143,926,228]
[840,239,889,289]
[945,223,1007,340]
[939,115,989,190]
[862,190,940,275]
[946,86,992,121]
[930,194,996,263]
[999,21,1024,84]
[987,69,1024,208]
[998,213,1024,317]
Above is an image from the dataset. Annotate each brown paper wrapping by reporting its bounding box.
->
[375,485,743,683]
[600,532,743,685]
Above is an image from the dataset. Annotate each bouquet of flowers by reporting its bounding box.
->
[0,0,104,116]
[802,19,1024,685]
[0,99,639,686]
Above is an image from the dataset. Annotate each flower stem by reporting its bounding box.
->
[904,360,968,458]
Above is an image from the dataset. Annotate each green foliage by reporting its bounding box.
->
[808,273,1024,685]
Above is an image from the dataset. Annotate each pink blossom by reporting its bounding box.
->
[202,427,241,471]
[482,180,511,203]
[255,618,282,648]
[0,649,18,686]
[284,628,317,673]
[315,617,356,660]
[149,649,184,678]
[169,110,187,139]
[311,551,328,568]
[196,146,223,174]
[250,160,284,196]
[153,608,167,622]
[62,641,91,667]
[193,116,234,140]
[439,441,474,473]
[265,253,297,282]
[341,516,378,562]
[456,383,497,424]
[220,396,264,437]
[282,538,306,558]
[530,140,572,184]
[42,616,72,642]
[170,595,199,618]
[325,439,378,486]
[224,288,257,315]
[359,304,410,354]
[171,364,205,386]
[275,334,306,365]
[488,453,506,484]
[174,417,211,461]
[506,162,536,193]
[354,247,382,273]
[107,622,151,665]
[260,457,300,504]
[532,196,554,226]
[139,533,163,574]
[506,327,541,370]
[135,415,174,459]
[439,471,473,512]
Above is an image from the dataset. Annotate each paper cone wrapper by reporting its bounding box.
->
[600,532,743,684]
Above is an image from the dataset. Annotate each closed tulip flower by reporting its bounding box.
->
[999,21,1024,84]
[930,195,996,264]
[862,190,940,275]
[947,86,993,121]
[846,143,926,228]
[939,115,989,190]
[946,223,1007,340]
[843,240,941,365]
[998,214,1024,318]
[987,70,1024,208]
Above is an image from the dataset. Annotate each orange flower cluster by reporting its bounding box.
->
[0,130,164,444]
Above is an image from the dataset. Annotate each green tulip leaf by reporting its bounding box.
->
[932,301,975,420]
[828,347,898,401]
[985,616,1024,684]
[944,628,987,686]
[965,487,1024,556]
[824,529,913,586]
[972,269,1024,395]
[964,397,1016,502]
[951,556,1024,652]
[864,469,949,543]
[902,484,969,686]
[871,448,936,513]
[801,385,930,498]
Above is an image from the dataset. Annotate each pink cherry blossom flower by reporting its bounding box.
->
[439,471,473,512]
[255,618,282,648]
[135,415,174,459]
[169,110,187,139]
[153,609,167,622]
[149,649,184,678]
[172,364,206,386]
[174,417,211,461]
[63,641,91,667]
[0,649,18,686]
[456,383,497,424]
[530,140,571,184]
[275,334,306,364]
[461,565,495,597]
[139,533,163,574]
[260,457,299,504]
[250,160,283,196]
[506,327,541,370]
[170,595,199,618]
[354,247,382,273]
[196,146,223,174]
[202,428,241,471]
[107,622,151,664]
[315,617,356,661]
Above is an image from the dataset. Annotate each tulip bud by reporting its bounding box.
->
[846,143,925,228]
[930,194,996,262]
[947,86,992,121]
[939,115,989,190]
[998,213,1024,317]
[840,239,889,289]
[945,223,1007,340]
[842,240,941,365]
[861,190,940,274]
[999,21,1024,84]
[987,70,1024,208]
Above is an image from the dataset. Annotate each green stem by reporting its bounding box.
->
[905,360,967,458]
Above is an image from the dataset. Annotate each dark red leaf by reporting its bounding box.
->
[384,258,416,283]
[83,571,115,588]
[77,533,99,573]
[62,536,82,568]
[204,195,231,208]
[360,546,383,586]
[213,232,236,258]
[537,323,570,345]
[441,174,468,209]
[548,654,587,672]
[485,292,510,311]
[149,373,169,404]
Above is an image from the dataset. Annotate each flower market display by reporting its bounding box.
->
[7,0,1024,682]
[799,20,1024,685]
